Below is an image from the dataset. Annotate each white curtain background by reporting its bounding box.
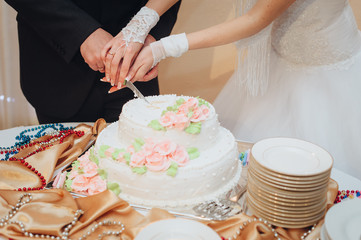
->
[0,2,38,130]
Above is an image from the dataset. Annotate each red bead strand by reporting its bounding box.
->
[8,130,84,191]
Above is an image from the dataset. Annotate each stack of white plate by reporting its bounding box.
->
[246,137,333,228]
[322,199,361,240]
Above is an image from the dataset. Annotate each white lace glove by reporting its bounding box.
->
[101,6,159,86]
[150,33,189,68]
[121,6,160,45]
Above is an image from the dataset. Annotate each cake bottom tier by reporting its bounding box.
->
[96,122,242,209]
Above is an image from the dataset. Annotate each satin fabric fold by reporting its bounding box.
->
[0,179,337,240]
[0,119,107,190]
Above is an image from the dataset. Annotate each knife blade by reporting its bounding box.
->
[124,79,150,104]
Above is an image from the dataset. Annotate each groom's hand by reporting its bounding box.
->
[80,28,113,72]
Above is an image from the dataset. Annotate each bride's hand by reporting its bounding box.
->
[125,40,160,85]
[101,32,143,88]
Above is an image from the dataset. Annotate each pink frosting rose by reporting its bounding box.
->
[67,169,78,180]
[169,145,189,167]
[114,151,126,162]
[200,104,210,117]
[185,98,199,109]
[190,105,210,122]
[130,151,147,167]
[78,152,91,168]
[127,145,136,155]
[177,98,198,114]
[154,140,177,156]
[104,147,114,158]
[71,174,90,193]
[82,161,99,178]
[178,103,190,115]
[87,175,107,195]
[159,111,177,128]
[174,112,190,130]
[143,138,156,156]
[146,152,171,172]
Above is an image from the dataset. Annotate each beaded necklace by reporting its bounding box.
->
[8,129,84,191]
[334,190,361,203]
[0,123,74,161]
[220,218,317,240]
[1,193,125,240]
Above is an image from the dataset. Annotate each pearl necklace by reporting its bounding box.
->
[0,193,125,240]
[223,217,317,240]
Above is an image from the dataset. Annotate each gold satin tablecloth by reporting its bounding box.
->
[0,182,338,240]
[0,120,338,239]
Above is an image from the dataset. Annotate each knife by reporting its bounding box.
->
[124,79,150,104]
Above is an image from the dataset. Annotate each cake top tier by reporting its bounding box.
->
[120,95,216,132]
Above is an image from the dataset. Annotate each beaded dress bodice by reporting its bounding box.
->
[271,0,361,66]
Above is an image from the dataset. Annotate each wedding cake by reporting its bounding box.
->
[92,95,241,208]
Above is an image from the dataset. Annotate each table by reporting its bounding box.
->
[0,123,361,240]
[1,123,360,190]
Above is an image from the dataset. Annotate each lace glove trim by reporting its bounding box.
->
[150,33,189,67]
[121,6,160,45]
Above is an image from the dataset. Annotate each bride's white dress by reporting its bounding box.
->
[214,0,361,179]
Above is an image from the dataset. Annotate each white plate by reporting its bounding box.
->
[325,199,361,240]
[320,224,330,240]
[252,138,333,176]
[135,219,221,240]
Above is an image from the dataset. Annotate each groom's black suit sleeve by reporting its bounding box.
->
[4,0,102,63]
[3,0,181,121]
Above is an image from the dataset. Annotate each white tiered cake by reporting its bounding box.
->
[94,95,241,208]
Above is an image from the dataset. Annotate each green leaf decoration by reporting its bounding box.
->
[89,147,99,165]
[161,98,186,115]
[187,110,194,118]
[72,160,80,170]
[167,162,178,177]
[176,98,185,106]
[111,148,125,160]
[135,138,145,146]
[97,169,108,180]
[65,178,73,191]
[187,147,200,160]
[148,120,166,131]
[133,138,145,152]
[107,182,121,195]
[71,160,84,174]
[99,145,111,158]
[196,97,210,107]
[184,122,202,134]
[123,152,131,165]
[131,166,147,175]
